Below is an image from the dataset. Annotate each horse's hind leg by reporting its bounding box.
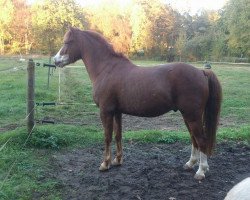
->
[183,119,199,170]
[99,111,113,171]
[185,119,209,180]
[183,144,199,170]
[112,113,123,166]
[195,151,209,180]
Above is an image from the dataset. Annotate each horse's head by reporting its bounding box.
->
[54,27,81,67]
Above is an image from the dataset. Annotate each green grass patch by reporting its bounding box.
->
[218,126,250,143]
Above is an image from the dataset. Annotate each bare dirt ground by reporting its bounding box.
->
[45,134,250,200]
[2,112,249,199]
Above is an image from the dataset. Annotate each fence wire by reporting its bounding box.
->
[0,123,36,191]
[0,105,37,190]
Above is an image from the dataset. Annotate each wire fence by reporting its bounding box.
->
[0,56,90,189]
[0,106,37,190]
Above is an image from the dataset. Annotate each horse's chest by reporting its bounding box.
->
[92,83,114,107]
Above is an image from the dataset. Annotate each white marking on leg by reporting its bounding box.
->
[194,151,209,180]
[184,145,199,169]
[112,157,123,166]
[99,143,112,171]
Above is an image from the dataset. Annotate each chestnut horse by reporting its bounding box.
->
[54,27,222,180]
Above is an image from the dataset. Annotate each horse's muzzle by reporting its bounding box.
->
[53,54,69,68]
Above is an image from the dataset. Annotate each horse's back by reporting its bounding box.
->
[111,62,208,117]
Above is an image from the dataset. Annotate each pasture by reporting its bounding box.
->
[0,58,250,199]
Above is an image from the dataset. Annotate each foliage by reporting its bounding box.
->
[223,0,250,57]
[9,0,32,54]
[31,0,85,55]
[135,0,175,57]
[29,129,68,149]
[0,0,14,54]
[85,0,132,54]
[0,0,249,61]
[130,3,149,53]
[174,28,186,61]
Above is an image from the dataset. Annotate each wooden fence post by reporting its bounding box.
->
[27,59,35,134]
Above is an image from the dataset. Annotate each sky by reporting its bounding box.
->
[29,0,229,15]
[165,0,228,15]
[78,0,228,15]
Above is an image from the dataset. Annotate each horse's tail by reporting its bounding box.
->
[203,70,222,155]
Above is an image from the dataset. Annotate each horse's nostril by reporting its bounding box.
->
[54,60,60,66]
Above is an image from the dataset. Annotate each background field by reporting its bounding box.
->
[0,58,249,199]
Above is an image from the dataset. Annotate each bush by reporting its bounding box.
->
[29,129,68,149]
[234,57,249,63]
[222,57,249,63]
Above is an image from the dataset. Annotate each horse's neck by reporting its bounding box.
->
[81,45,126,82]
[81,53,108,82]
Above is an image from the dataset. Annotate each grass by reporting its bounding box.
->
[0,57,250,199]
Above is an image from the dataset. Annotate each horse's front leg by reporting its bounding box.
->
[112,113,123,166]
[99,111,113,171]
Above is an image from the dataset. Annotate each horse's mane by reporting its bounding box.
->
[74,28,128,60]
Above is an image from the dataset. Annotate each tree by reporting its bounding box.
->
[131,0,175,58]
[175,28,186,61]
[0,0,14,54]
[86,0,132,54]
[223,0,250,57]
[31,0,85,55]
[130,4,149,54]
[9,0,32,54]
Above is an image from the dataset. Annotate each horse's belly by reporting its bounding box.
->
[120,103,173,117]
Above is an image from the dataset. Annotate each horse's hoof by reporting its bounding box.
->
[99,162,110,171]
[183,163,193,171]
[112,157,123,166]
[194,173,205,180]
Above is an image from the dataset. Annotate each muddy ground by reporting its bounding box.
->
[46,140,250,200]
[2,111,249,199]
